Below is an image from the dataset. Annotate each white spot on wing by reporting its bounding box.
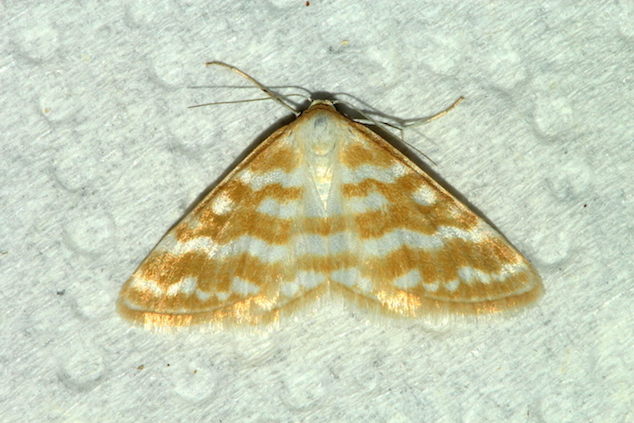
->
[211,193,234,215]
[129,277,164,296]
[231,277,260,296]
[257,198,299,219]
[298,271,326,289]
[296,235,329,256]
[422,281,440,292]
[459,267,489,284]
[280,281,300,297]
[167,236,219,256]
[216,292,230,301]
[388,163,409,178]
[166,277,198,296]
[195,290,212,301]
[393,270,421,289]
[237,168,304,190]
[341,164,399,184]
[171,235,290,263]
[331,268,372,292]
[360,229,445,256]
[444,279,460,292]
[412,185,437,206]
[347,190,389,213]
[331,268,359,287]
[280,271,326,298]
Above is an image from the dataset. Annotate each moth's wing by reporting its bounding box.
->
[331,121,543,317]
[117,127,325,328]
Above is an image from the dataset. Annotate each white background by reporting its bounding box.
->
[2,1,633,422]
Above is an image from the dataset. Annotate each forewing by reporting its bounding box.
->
[117,128,324,327]
[332,121,543,316]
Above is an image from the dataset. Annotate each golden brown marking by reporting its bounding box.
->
[118,271,332,328]
[296,252,359,273]
[203,180,302,211]
[174,182,301,244]
[352,199,476,238]
[340,142,395,168]
[135,251,289,293]
[337,119,412,169]
[247,143,300,174]
[342,175,478,237]
[302,216,347,235]
[363,240,520,284]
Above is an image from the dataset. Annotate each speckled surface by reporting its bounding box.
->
[2,1,633,422]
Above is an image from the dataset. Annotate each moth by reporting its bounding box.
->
[118,63,542,328]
